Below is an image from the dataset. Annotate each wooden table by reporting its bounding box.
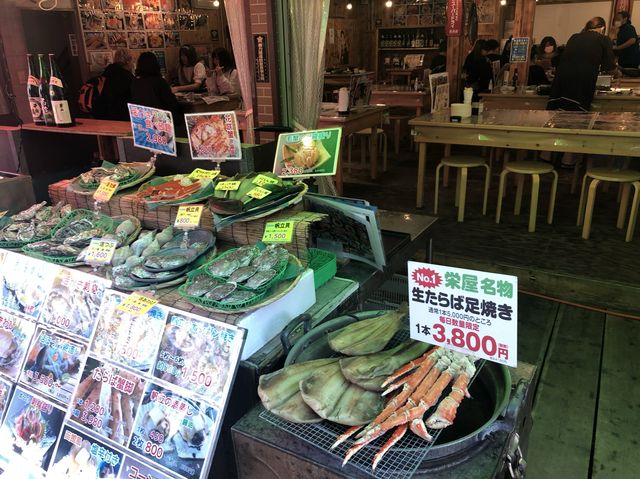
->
[409,109,640,208]
[22,118,132,161]
[481,92,640,112]
[323,71,374,88]
[318,105,387,195]
[370,87,429,116]
[177,97,241,114]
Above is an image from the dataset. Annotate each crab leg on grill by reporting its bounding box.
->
[425,359,476,429]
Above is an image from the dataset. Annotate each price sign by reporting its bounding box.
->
[252,174,279,187]
[262,220,295,244]
[93,179,119,203]
[215,180,241,191]
[174,204,203,229]
[189,168,220,181]
[246,186,272,200]
[84,238,118,265]
[117,292,158,316]
[408,262,517,367]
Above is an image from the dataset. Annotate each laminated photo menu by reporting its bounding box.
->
[0,249,246,479]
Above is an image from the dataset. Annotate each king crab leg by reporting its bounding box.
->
[425,359,476,429]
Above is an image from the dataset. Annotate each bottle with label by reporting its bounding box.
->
[512,68,519,87]
[428,32,434,48]
[37,54,55,126]
[27,54,44,125]
[417,32,424,48]
[48,54,74,127]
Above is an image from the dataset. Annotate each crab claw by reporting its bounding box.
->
[331,425,363,450]
[342,441,367,466]
[409,417,433,441]
[372,423,408,470]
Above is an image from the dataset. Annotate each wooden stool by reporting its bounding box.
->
[496,161,558,233]
[577,168,640,242]
[347,127,388,172]
[434,155,490,222]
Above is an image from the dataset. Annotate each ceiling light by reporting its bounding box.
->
[500,0,506,5]
[346,2,353,9]
[385,1,393,8]
[213,0,220,6]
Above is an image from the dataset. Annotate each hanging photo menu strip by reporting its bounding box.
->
[128,103,177,156]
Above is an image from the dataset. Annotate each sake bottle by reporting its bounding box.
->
[37,54,55,126]
[27,54,45,125]
[48,53,74,127]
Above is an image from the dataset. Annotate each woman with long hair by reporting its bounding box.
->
[206,47,241,98]
[173,45,207,93]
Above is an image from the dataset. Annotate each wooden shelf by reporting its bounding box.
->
[379,47,439,51]
[377,25,445,30]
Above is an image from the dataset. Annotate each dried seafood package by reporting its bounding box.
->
[39,268,110,340]
[90,290,168,372]
[0,310,36,381]
[68,356,146,446]
[19,327,87,404]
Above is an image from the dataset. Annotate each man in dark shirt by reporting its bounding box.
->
[548,17,617,111]
[94,49,134,121]
[613,11,640,68]
[430,40,447,73]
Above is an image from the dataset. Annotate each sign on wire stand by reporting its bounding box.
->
[128,103,177,156]
[273,128,342,178]
[408,261,517,367]
[510,37,530,63]
[185,112,241,161]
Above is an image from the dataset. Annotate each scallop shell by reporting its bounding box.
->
[204,283,237,300]
[245,269,277,290]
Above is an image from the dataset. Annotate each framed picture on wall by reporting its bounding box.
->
[477,0,495,25]
[191,0,217,8]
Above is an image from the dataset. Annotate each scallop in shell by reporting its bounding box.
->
[204,283,237,300]
[228,266,258,284]
[245,269,277,290]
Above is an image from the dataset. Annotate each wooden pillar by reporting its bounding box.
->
[511,0,536,87]
[446,36,465,103]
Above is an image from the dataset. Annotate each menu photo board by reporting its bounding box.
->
[185,112,242,161]
[510,37,530,63]
[0,250,246,479]
[273,128,342,178]
[128,103,177,157]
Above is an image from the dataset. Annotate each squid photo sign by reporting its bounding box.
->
[408,261,517,367]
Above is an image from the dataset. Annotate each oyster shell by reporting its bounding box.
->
[208,257,240,277]
[229,266,258,284]
[204,283,237,300]
[245,269,277,290]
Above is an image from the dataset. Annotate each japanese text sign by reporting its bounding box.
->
[93,179,119,203]
[408,262,517,367]
[174,204,204,229]
[446,0,463,36]
[262,221,295,244]
[117,292,158,316]
[128,103,177,156]
[189,168,220,181]
[273,128,342,178]
[84,238,118,265]
[185,112,241,161]
[510,37,530,63]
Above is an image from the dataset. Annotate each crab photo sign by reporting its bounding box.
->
[408,261,518,367]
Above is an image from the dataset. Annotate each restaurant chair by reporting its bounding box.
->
[347,128,388,172]
[496,161,558,233]
[434,155,491,222]
[576,168,640,242]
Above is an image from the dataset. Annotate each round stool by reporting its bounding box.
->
[577,168,640,242]
[496,161,558,233]
[434,155,491,222]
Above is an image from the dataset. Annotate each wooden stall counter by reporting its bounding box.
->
[482,91,640,113]
[21,118,132,137]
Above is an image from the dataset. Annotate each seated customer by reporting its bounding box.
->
[430,40,447,73]
[172,45,207,93]
[131,52,180,119]
[529,47,551,86]
[206,47,241,98]
[93,48,133,121]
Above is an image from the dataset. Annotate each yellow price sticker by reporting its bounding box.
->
[252,174,280,187]
[215,180,241,191]
[84,238,118,265]
[262,220,295,244]
[246,187,272,200]
[174,204,204,229]
[93,179,119,203]
[189,168,220,181]
[117,292,158,316]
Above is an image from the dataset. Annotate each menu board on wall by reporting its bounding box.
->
[76,0,209,73]
[0,250,246,479]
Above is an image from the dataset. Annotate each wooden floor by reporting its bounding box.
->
[343,140,640,478]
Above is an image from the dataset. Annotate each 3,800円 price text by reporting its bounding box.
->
[416,323,498,356]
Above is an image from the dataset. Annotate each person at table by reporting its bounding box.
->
[528,46,551,86]
[205,47,241,98]
[131,52,181,118]
[500,36,512,66]
[171,45,207,93]
[547,17,617,111]
[613,11,640,68]
[93,48,133,121]
[463,40,492,100]
[536,36,558,73]
[430,40,447,73]
[485,39,502,64]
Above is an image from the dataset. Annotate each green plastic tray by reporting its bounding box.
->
[308,248,337,289]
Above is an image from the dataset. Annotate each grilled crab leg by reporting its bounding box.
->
[425,359,476,429]
[372,424,408,471]
[380,347,439,388]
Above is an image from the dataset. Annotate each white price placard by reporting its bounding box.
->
[408,261,517,367]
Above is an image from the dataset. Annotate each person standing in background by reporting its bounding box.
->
[547,17,617,111]
[93,48,133,121]
[131,52,181,118]
[463,39,492,100]
[485,39,502,64]
[613,11,640,68]
[430,40,447,73]
[172,45,207,93]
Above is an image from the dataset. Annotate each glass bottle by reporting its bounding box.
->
[37,54,55,126]
[27,54,44,125]
[49,53,74,127]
